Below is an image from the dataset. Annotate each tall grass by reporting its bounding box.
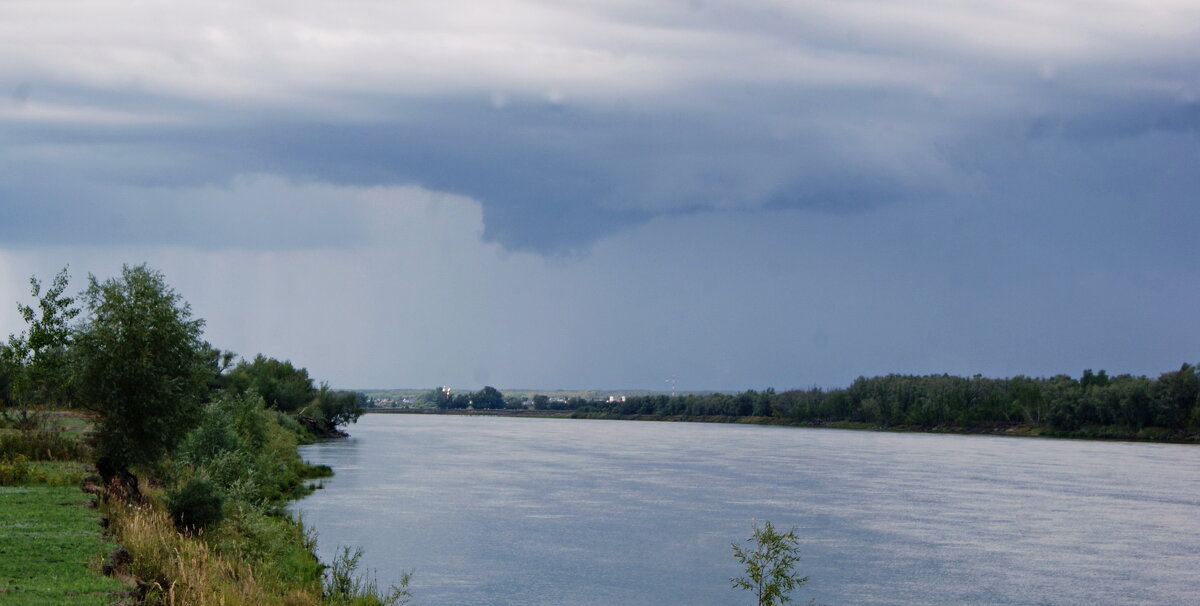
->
[102,391,412,605]
[109,500,322,606]
[0,428,87,460]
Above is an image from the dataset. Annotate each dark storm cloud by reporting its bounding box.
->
[3,1,1197,254]
[2,1,1198,388]
[2,83,964,252]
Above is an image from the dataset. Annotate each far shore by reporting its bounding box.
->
[365,407,573,418]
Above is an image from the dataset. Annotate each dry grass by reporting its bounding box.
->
[108,500,321,606]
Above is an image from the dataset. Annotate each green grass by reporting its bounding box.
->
[25,461,94,486]
[0,485,126,605]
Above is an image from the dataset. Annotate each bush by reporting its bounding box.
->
[167,476,225,532]
[0,453,32,484]
[0,428,86,461]
[213,505,325,591]
[325,545,412,606]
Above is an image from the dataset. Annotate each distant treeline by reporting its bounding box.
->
[571,365,1200,439]
[414,386,586,411]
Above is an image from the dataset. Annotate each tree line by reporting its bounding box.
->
[569,366,1200,438]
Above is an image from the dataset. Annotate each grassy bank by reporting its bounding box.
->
[0,405,402,606]
[0,483,125,606]
[0,412,126,606]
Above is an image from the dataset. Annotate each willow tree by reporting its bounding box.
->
[731,521,813,606]
[74,264,210,483]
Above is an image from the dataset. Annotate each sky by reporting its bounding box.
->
[1,0,1197,391]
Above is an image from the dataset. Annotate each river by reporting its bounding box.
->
[292,413,1200,605]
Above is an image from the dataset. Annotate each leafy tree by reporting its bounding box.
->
[731,521,812,606]
[309,383,365,427]
[73,264,211,482]
[418,387,450,408]
[227,354,316,412]
[2,267,79,408]
[471,386,505,409]
[201,342,238,395]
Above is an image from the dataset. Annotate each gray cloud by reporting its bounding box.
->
[1,1,1197,388]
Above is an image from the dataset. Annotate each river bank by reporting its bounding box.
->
[0,405,396,606]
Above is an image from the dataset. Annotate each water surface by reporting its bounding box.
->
[293,414,1200,605]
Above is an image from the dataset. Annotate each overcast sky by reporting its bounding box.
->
[2,0,1197,390]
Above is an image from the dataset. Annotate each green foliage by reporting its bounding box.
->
[0,454,32,485]
[228,354,317,412]
[2,267,80,409]
[731,521,809,606]
[416,387,450,408]
[174,390,319,509]
[270,408,312,442]
[307,384,365,427]
[73,264,211,478]
[575,364,1200,440]
[0,346,16,408]
[325,545,413,606]
[471,386,505,409]
[167,476,226,532]
[212,505,326,589]
[0,264,383,604]
[439,385,507,410]
[22,460,93,486]
[0,427,87,461]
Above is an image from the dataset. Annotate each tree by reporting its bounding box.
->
[73,264,210,482]
[3,267,80,408]
[731,521,811,606]
[419,387,450,408]
[471,386,504,409]
[226,354,315,412]
[310,383,365,427]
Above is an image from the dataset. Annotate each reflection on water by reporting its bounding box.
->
[292,414,1200,606]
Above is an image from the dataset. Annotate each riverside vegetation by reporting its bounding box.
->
[566,367,1200,442]
[396,363,1200,443]
[0,265,405,605]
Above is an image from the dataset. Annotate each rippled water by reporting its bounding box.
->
[292,414,1200,605]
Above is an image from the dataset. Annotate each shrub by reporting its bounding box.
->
[325,545,413,606]
[0,428,86,460]
[177,402,242,466]
[0,453,32,484]
[167,476,225,532]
